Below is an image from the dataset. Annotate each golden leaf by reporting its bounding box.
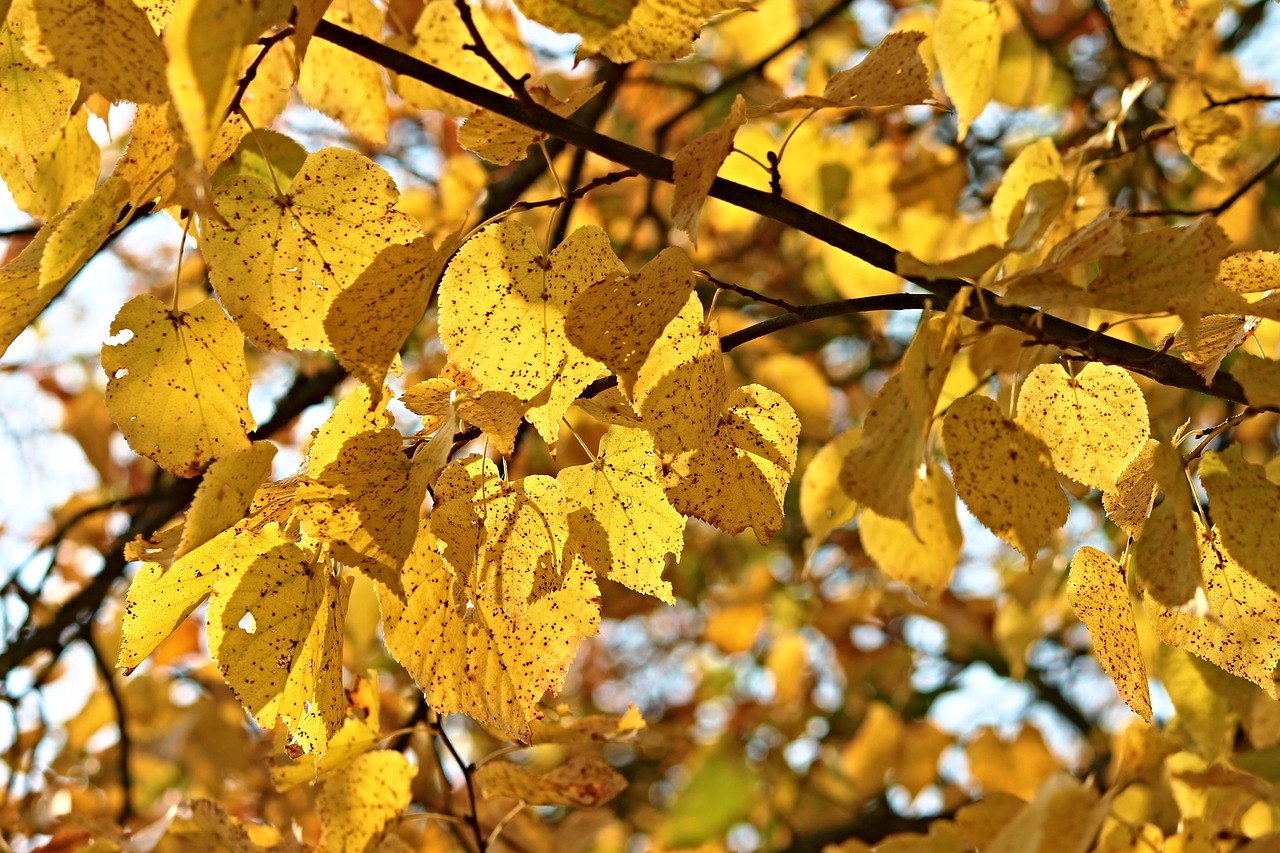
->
[0,19,78,161]
[558,425,686,604]
[1174,108,1242,182]
[298,0,388,145]
[459,83,603,165]
[1102,438,1159,540]
[1106,0,1220,72]
[271,674,383,791]
[672,95,746,242]
[103,295,255,478]
[565,246,696,399]
[1199,446,1280,593]
[1218,250,1280,293]
[934,0,1001,141]
[318,750,415,853]
[201,146,422,351]
[1014,363,1150,492]
[1229,353,1280,410]
[1066,546,1152,721]
[859,463,963,603]
[438,221,626,443]
[476,756,627,807]
[1133,442,1202,610]
[576,0,751,63]
[529,705,646,744]
[991,138,1068,250]
[0,107,98,220]
[966,727,1058,800]
[178,440,277,559]
[402,373,525,457]
[800,427,861,553]
[378,520,601,742]
[206,524,350,755]
[943,395,1068,562]
[511,0,637,40]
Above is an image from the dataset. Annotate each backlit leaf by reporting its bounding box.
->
[1218,250,1280,293]
[177,440,277,559]
[1229,353,1280,409]
[800,427,861,552]
[1103,438,1159,540]
[991,138,1067,249]
[1106,0,1219,72]
[402,368,525,457]
[565,246,696,399]
[1133,441,1201,610]
[1014,363,1150,492]
[934,0,1001,140]
[318,750,415,853]
[271,675,382,791]
[201,146,421,351]
[943,395,1068,562]
[512,0,637,40]
[1199,446,1280,594]
[459,83,602,165]
[378,520,600,742]
[206,524,351,754]
[558,425,685,603]
[476,756,627,807]
[577,0,751,63]
[0,106,98,220]
[0,19,77,160]
[1066,546,1152,721]
[298,0,388,145]
[672,95,746,241]
[438,221,626,443]
[103,295,255,478]
[859,463,963,602]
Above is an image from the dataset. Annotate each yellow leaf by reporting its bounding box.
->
[984,773,1105,853]
[511,0,637,40]
[942,395,1068,562]
[0,106,98,220]
[403,367,525,457]
[431,456,572,620]
[438,221,626,443]
[475,756,627,807]
[1229,353,1280,409]
[860,463,963,603]
[1156,645,1236,759]
[103,295,255,478]
[576,0,751,63]
[305,383,393,476]
[1133,442,1201,610]
[1066,547,1153,722]
[839,702,903,801]
[177,440,277,559]
[672,95,746,241]
[388,0,530,117]
[934,0,1001,141]
[1175,108,1242,182]
[20,0,168,103]
[841,301,965,521]
[1014,363,1150,492]
[1103,438,1159,540]
[459,83,603,165]
[327,236,452,403]
[767,631,809,710]
[206,524,351,754]
[318,750,415,853]
[117,527,236,671]
[378,520,600,742]
[1106,0,1220,73]
[1199,446,1280,593]
[294,427,429,593]
[211,129,308,194]
[201,146,422,351]
[967,726,1058,800]
[991,138,1068,249]
[271,674,383,790]
[749,31,934,115]
[168,798,285,853]
[896,720,952,797]
[1144,520,1280,699]
[558,425,686,604]
[298,0,388,145]
[41,175,131,288]
[574,386,643,428]
[165,0,289,161]
[529,705,646,744]
[1218,250,1280,293]
[0,19,77,160]
[565,246,696,399]
[1167,314,1259,383]
[800,427,861,552]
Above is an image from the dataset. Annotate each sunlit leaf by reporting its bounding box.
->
[934,0,1001,140]
[672,94,746,241]
[476,756,627,807]
[318,750,415,853]
[859,462,963,602]
[1066,546,1152,721]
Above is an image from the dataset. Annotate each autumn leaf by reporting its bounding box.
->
[943,395,1068,562]
[201,146,421,351]
[103,295,255,478]
[859,463,963,602]
[177,440,277,559]
[991,138,1068,251]
[934,0,1001,140]
[1103,438,1159,540]
[1066,547,1152,721]
[1199,446,1280,594]
[298,0,388,145]
[438,221,627,444]
[206,524,351,755]
[575,0,752,63]
[378,519,600,742]
[271,674,383,791]
[1132,441,1202,610]
[0,106,98,220]
[318,750,415,853]
[1106,0,1219,72]
[476,756,627,807]
[459,83,603,165]
[0,19,78,161]
[800,427,862,554]
[558,425,686,603]
[672,95,746,241]
[1014,363,1150,492]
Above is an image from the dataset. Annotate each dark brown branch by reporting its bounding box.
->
[311,20,1261,409]
[432,714,486,852]
[88,635,133,823]
[453,0,527,98]
[1128,148,1280,218]
[227,26,295,120]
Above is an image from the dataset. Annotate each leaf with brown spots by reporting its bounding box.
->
[1199,445,1280,595]
[0,19,78,161]
[476,756,627,807]
[201,146,421,351]
[103,294,255,478]
[1066,546,1152,721]
[672,95,746,242]
[378,519,601,743]
[318,750,415,853]
[1103,438,1159,540]
[178,440,277,560]
[575,0,751,62]
[459,83,603,165]
[298,0,388,146]
[206,524,351,755]
[943,395,1068,563]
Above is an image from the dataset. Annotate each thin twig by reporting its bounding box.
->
[432,715,486,852]
[1184,409,1257,463]
[226,26,295,121]
[453,0,527,98]
[88,637,132,822]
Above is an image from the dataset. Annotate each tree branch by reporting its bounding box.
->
[312,20,1260,409]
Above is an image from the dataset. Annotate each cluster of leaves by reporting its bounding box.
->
[5,0,1280,850]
